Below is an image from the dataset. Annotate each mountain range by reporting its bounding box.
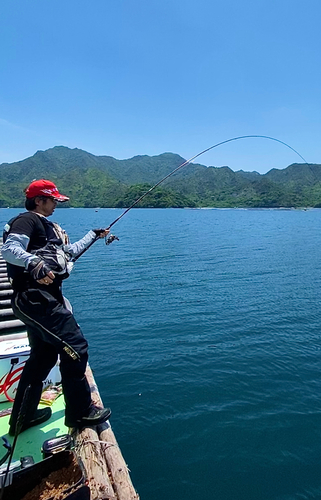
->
[1,146,321,208]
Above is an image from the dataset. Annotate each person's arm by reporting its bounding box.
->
[2,217,55,285]
[2,233,36,268]
[64,229,109,258]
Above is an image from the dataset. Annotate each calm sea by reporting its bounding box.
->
[2,207,321,500]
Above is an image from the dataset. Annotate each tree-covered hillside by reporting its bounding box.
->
[1,146,321,208]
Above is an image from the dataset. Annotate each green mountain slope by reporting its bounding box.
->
[0,147,194,208]
[1,146,321,208]
[265,163,321,186]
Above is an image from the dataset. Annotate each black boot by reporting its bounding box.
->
[9,408,52,436]
[65,405,111,429]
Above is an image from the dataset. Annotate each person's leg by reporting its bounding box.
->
[59,349,91,426]
[9,328,58,435]
[13,288,111,428]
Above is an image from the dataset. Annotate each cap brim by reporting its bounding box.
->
[53,194,70,202]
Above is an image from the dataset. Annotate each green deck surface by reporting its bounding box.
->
[0,395,68,463]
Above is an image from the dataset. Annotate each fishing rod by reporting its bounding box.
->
[73,134,308,261]
[0,385,31,499]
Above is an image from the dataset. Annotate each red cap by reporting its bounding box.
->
[25,180,69,202]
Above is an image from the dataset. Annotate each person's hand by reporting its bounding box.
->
[93,228,110,239]
[28,257,55,285]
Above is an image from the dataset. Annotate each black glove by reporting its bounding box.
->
[28,257,53,281]
[92,228,107,237]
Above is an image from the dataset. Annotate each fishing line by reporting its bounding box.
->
[73,134,308,261]
[107,134,308,229]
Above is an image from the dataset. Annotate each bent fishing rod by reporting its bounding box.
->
[73,134,308,262]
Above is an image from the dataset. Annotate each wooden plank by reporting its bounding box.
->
[0,300,12,308]
[0,319,24,330]
[0,283,10,289]
[0,308,15,317]
[74,426,116,500]
[98,426,139,500]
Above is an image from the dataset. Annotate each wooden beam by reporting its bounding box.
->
[75,426,116,500]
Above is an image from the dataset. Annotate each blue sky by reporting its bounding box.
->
[1,0,320,173]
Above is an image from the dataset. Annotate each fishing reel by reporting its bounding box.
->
[105,234,119,245]
[93,229,119,246]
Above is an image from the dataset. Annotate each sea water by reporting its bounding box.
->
[1,207,321,500]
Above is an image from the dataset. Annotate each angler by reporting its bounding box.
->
[1,179,111,436]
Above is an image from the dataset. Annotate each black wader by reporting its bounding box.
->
[10,288,92,428]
